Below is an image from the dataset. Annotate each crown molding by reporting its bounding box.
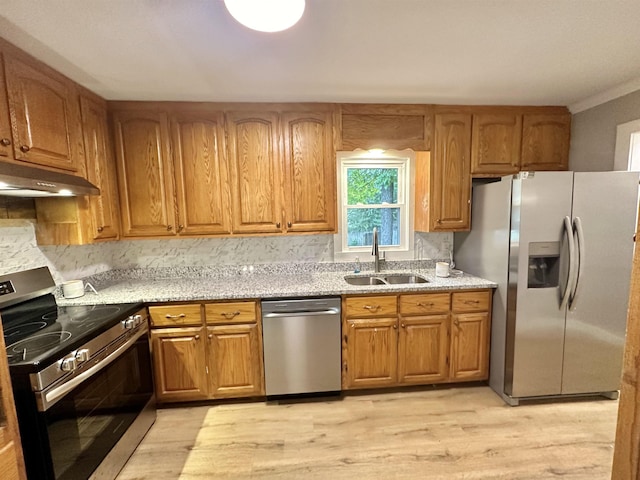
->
[569,77,640,114]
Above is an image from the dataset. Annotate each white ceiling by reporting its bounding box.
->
[1,0,640,112]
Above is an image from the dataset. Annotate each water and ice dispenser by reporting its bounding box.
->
[527,242,560,288]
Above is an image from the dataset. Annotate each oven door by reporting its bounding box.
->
[34,328,154,480]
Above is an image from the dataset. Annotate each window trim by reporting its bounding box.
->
[334,150,415,262]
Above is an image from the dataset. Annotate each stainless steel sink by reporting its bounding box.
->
[344,273,429,286]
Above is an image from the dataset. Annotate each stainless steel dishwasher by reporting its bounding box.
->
[262,297,341,396]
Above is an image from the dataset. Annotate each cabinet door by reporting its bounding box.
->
[343,317,398,389]
[0,54,12,159]
[80,95,120,241]
[450,312,489,381]
[432,113,472,231]
[521,114,570,171]
[151,327,208,403]
[171,111,232,235]
[398,315,449,384]
[282,111,336,233]
[207,323,264,398]
[4,54,82,172]
[112,110,177,237]
[471,113,522,176]
[227,111,283,234]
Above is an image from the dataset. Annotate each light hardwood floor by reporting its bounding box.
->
[116,386,618,480]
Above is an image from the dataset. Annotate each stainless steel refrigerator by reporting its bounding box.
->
[454,171,639,405]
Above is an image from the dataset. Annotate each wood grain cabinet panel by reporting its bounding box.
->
[471,113,522,176]
[151,327,209,403]
[205,301,257,325]
[0,315,26,480]
[521,114,571,171]
[112,110,177,237]
[207,323,264,398]
[227,111,282,234]
[4,53,83,172]
[398,314,449,385]
[0,54,12,159]
[431,113,472,231]
[344,317,398,389]
[170,111,232,235]
[450,312,490,380]
[282,111,336,233]
[149,304,203,328]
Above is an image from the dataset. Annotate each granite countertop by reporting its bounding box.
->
[55,267,497,306]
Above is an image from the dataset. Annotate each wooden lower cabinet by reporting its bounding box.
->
[207,323,264,398]
[344,317,398,389]
[151,327,209,403]
[149,301,264,404]
[342,289,492,390]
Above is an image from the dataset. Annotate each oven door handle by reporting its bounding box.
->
[36,325,148,412]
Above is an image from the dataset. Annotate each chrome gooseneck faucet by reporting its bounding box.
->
[372,227,380,272]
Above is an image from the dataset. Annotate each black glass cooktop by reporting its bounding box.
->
[2,294,143,369]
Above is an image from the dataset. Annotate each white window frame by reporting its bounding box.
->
[334,150,415,262]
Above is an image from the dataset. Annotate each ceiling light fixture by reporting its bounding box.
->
[224,0,305,33]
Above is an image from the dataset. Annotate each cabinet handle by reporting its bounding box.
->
[416,302,434,307]
[194,335,200,340]
[165,313,186,319]
[392,324,397,330]
[20,145,30,153]
[97,226,104,233]
[0,138,10,146]
[287,221,292,228]
[276,222,281,228]
[178,225,184,232]
[167,225,173,231]
[401,323,405,328]
[464,300,480,305]
[221,311,240,319]
[363,305,380,312]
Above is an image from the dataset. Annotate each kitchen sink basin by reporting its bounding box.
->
[344,273,429,286]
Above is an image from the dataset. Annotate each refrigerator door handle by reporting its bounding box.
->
[569,216,585,311]
[560,216,575,310]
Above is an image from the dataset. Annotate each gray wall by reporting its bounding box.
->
[570,89,640,171]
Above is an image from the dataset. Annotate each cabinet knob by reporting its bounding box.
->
[454,319,459,326]
[194,335,200,341]
[97,226,104,233]
[20,145,30,153]
[167,225,173,231]
[287,221,292,228]
[178,225,184,232]
[276,222,281,228]
[401,323,405,328]
[208,334,213,339]
[393,324,397,330]
[0,138,10,146]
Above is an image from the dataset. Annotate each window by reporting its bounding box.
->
[335,151,413,260]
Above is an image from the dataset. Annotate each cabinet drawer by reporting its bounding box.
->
[345,295,397,317]
[205,301,257,325]
[149,304,202,327]
[400,293,450,315]
[451,290,491,313]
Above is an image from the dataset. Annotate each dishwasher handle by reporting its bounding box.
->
[263,308,340,318]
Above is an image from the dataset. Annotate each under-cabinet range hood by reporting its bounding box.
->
[0,161,100,197]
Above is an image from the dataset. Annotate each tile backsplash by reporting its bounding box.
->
[0,219,451,283]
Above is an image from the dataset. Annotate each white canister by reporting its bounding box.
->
[62,280,85,298]
[435,262,450,278]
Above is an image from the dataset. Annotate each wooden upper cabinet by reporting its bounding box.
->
[471,113,522,176]
[3,53,83,172]
[112,110,177,237]
[80,95,120,241]
[339,104,432,151]
[428,113,472,231]
[521,113,571,171]
[226,111,283,234]
[170,111,232,235]
[0,54,12,159]
[282,111,336,233]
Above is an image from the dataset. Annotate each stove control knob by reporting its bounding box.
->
[75,349,90,363]
[60,357,77,372]
[133,314,143,326]
[122,318,135,329]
